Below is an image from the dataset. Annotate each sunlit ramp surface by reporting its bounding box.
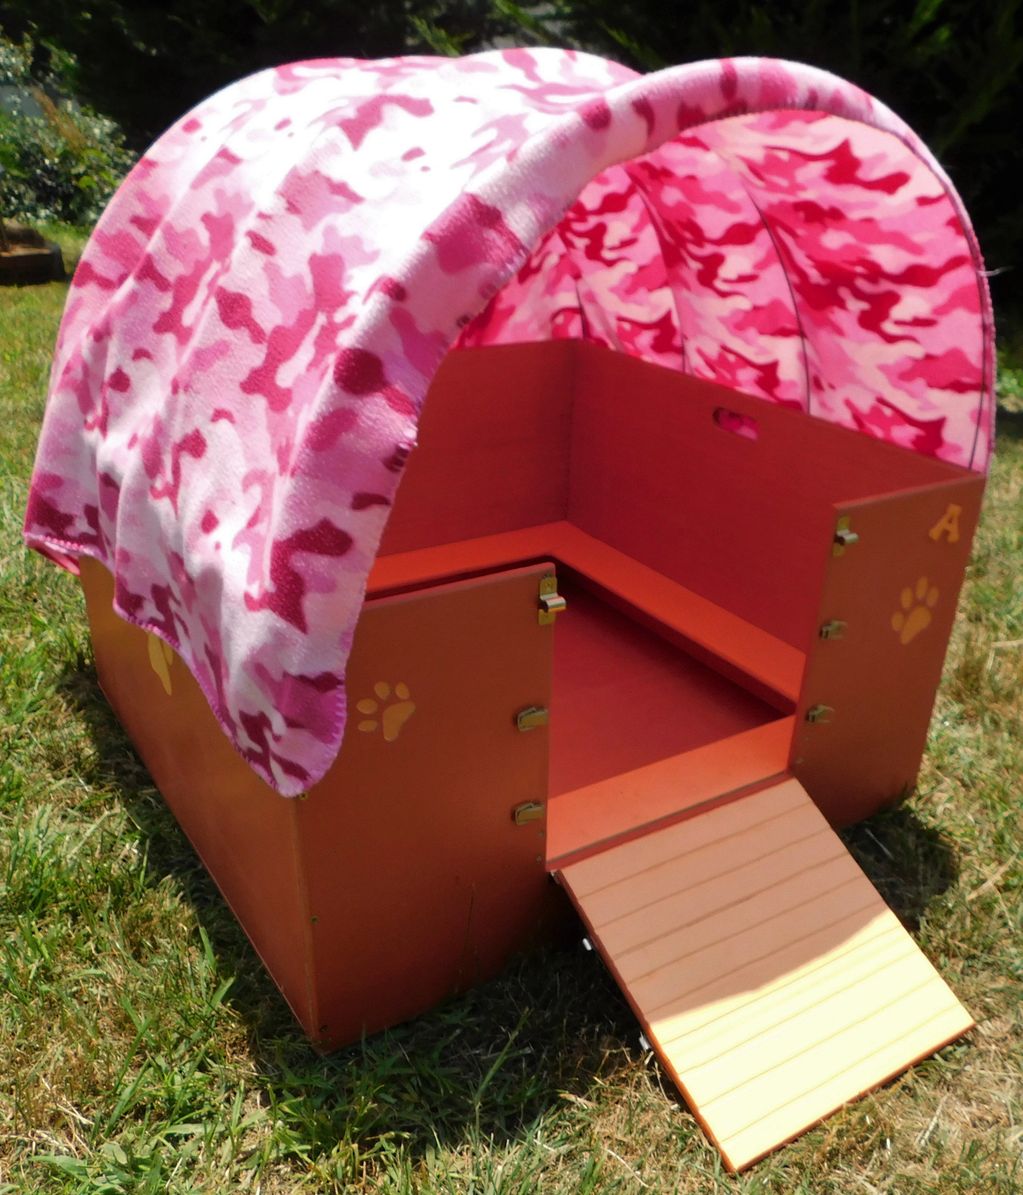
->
[558,777,973,1171]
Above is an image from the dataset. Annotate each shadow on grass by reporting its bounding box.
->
[55,657,641,1158]
[56,656,965,1161]
[839,804,961,933]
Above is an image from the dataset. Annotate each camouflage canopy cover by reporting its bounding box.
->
[24,50,994,793]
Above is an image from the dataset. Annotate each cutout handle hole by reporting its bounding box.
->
[713,407,759,441]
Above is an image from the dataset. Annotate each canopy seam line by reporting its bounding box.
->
[695,109,992,464]
[623,163,691,376]
[723,157,813,417]
[553,224,594,343]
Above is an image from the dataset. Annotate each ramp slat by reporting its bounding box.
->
[560,777,972,1171]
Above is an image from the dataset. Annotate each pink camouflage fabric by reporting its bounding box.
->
[24,50,994,795]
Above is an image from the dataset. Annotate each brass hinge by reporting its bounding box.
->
[516,706,549,732]
[832,517,860,556]
[538,573,567,625]
[805,704,834,724]
[819,619,848,640]
[512,801,545,825]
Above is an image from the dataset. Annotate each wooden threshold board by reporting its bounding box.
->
[558,777,973,1171]
[546,718,793,868]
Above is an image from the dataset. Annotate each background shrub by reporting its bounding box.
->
[0,30,134,226]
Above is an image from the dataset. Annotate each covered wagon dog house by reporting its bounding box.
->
[26,51,993,1170]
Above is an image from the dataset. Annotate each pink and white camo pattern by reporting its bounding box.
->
[24,50,994,794]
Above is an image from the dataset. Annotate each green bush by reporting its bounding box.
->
[0,33,134,226]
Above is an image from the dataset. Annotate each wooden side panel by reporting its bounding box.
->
[567,342,968,649]
[78,557,317,1033]
[296,563,566,1050]
[560,777,973,1172]
[793,475,986,825]
[80,557,570,1049]
[551,524,803,706]
[379,341,576,555]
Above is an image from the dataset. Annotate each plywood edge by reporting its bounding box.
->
[545,717,794,868]
[367,523,563,593]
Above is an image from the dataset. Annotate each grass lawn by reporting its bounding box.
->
[1,228,1020,1194]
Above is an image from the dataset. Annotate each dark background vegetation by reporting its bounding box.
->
[1,0,1021,305]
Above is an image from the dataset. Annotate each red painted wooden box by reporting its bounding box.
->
[32,48,994,1173]
[80,339,983,1170]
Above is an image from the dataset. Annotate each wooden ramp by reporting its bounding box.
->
[558,777,973,1171]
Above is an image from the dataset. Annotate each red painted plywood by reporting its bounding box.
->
[295,562,565,1048]
[79,556,318,1032]
[548,579,778,796]
[369,522,804,707]
[566,342,968,650]
[379,342,575,554]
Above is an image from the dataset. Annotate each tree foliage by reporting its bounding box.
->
[0,2,511,145]
[0,30,134,224]
[1,0,1020,276]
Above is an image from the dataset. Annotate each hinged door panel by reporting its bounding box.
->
[793,475,985,825]
[295,561,563,1047]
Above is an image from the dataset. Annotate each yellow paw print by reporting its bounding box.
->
[146,632,174,696]
[357,682,416,742]
[891,577,939,645]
